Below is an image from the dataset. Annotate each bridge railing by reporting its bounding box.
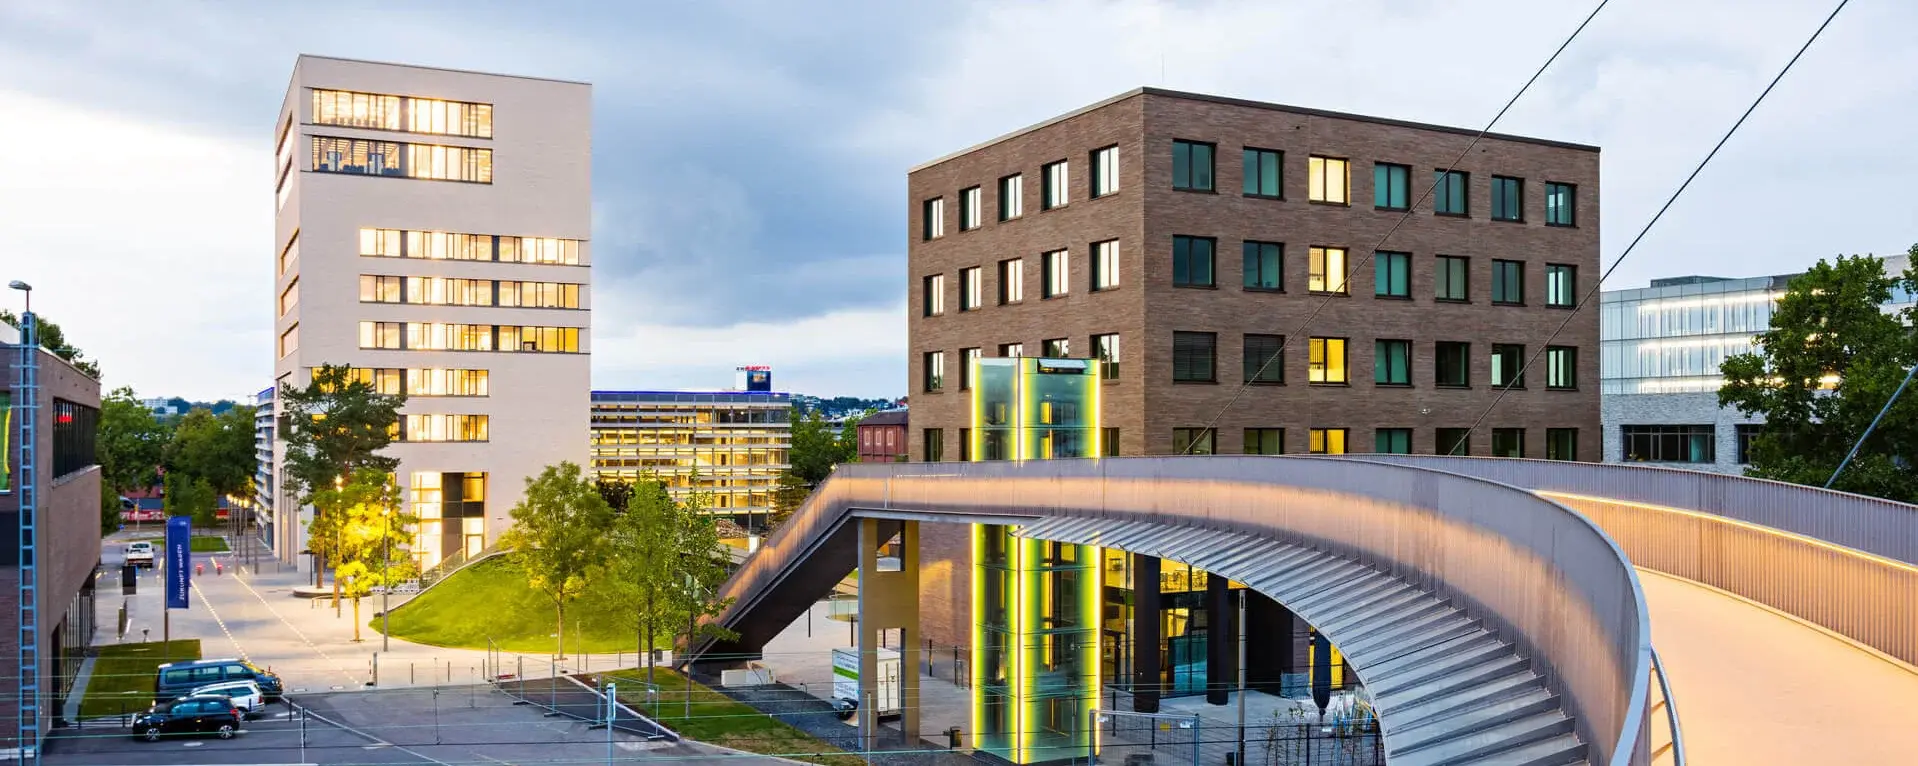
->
[1336,455,1918,669]
[705,457,1654,766]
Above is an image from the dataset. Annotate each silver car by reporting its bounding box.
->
[182,680,264,716]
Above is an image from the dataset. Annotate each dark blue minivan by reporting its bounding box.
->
[154,658,284,704]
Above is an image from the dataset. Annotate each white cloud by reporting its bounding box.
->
[590,301,906,396]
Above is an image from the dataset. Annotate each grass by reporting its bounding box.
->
[80,640,203,718]
[131,536,230,552]
[378,557,650,654]
[598,668,864,766]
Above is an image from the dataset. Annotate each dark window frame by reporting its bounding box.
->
[1546,264,1577,308]
[1736,424,1762,464]
[1374,251,1410,299]
[1491,428,1526,458]
[1436,255,1470,302]
[921,197,944,241]
[998,174,1024,221]
[1090,145,1121,199]
[924,428,945,462]
[922,350,945,392]
[1172,331,1218,383]
[1308,336,1349,385]
[1433,169,1470,217]
[1092,333,1121,380]
[1243,333,1285,385]
[1308,427,1349,455]
[1244,428,1286,455]
[1042,160,1069,210]
[1491,175,1524,222]
[1492,259,1525,305]
[1373,162,1411,211]
[1242,147,1283,199]
[1546,428,1579,461]
[1491,344,1526,389]
[1173,236,1217,288]
[1374,339,1412,386]
[1437,428,1472,456]
[1172,140,1217,192]
[1622,424,1717,463]
[1546,346,1578,390]
[1435,341,1471,387]
[1545,181,1577,227]
[1173,427,1217,455]
[1374,428,1412,454]
[1242,240,1284,292]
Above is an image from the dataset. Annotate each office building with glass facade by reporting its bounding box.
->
[588,390,792,531]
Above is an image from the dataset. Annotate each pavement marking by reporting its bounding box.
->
[192,575,251,660]
[229,570,366,688]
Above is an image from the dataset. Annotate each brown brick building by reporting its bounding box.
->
[904,88,1600,648]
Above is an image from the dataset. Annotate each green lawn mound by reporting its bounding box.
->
[81,640,203,718]
[378,556,643,654]
[597,668,863,766]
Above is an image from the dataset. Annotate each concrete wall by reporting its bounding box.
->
[1601,391,1758,475]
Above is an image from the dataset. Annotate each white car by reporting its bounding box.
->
[124,541,156,568]
[182,680,264,716]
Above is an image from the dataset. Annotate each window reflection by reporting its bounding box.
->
[312,89,492,138]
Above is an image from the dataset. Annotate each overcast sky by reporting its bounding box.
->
[0,0,1910,402]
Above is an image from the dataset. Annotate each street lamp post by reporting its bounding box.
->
[382,507,391,651]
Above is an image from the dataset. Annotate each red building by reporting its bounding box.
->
[856,410,909,463]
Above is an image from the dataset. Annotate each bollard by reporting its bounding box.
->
[446,659,452,684]
[411,662,415,685]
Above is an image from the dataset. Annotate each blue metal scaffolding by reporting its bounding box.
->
[15,313,40,764]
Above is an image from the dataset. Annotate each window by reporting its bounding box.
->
[1437,428,1471,456]
[1375,251,1410,298]
[925,428,945,462]
[278,323,299,358]
[359,275,402,303]
[1102,428,1120,457]
[1545,264,1576,308]
[1492,260,1525,304]
[1173,236,1215,287]
[50,400,98,479]
[1172,140,1214,191]
[923,274,946,316]
[1491,428,1525,458]
[1433,170,1468,215]
[1623,425,1715,463]
[1308,337,1347,384]
[358,321,401,350]
[1091,240,1120,291]
[1044,250,1069,297]
[1244,428,1285,455]
[275,118,295,209]
[1308,247,1348,294]
[311,136,492,183]
[999,174,1025,221]
[1546,346,1577,390]
[1436,342,1470,387]
[1375,340,1411,385]
[1043,338,1070,357]
[1000,343,1024,358]
[279,278,299,317]
[960,348,981,390]
[960,267,983,311]
[923,351,945,392]
[1436,255,1469,301]
[1736,424,1762,464]
[279,231,300,276]
[401,414,490,443]
[1491,176,1523,221]
[1374,428,1412,454]
[999,259,1025,304]
[1373,162,1410,210]
[1173,428,1216,455]
[1243,241,1282,291]
[1545,182,1576,226]
[1308,156,1349,204]
[311,88,492,138]
[1243,334,1284,384]
[922,198,945,240]
[1309,428,1348,454]
[1243,148,1281,197]
[1172,332,1217,382]
[498,280,583,309]
[1043,160,1069,209]
[403,369,490,397]
[1093,333,1121,379]
[1092,146,1120,197]
[958,428,972,461]
[1547,428,1579,461]
[360,228,582,264]
[496,325,582,353]
[1491,344,1526,388]
[960,186,983,230]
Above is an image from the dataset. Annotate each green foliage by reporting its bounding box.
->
[279,364,406,505]
[1719,248,1918,501]
[595,477,635,513]
[379,557,647,653]
[767,469,811,531]
[589,476,736,681]
[99,387,167,494]
[163,405,256,500]
[1,310,101,378]
[788,410,859,485]
[310,468,416,641]
[79,640,203,718]
[162,471,218,528]
[499,462,615,659]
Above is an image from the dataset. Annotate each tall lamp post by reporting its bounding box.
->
[10,279,40,766]
[381,507,392,651]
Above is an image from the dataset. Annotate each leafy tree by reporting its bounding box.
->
[788,410,858,485]
[164,406,256,500]
[163,471,218,528]
[1,310,101,378]
[98,387,168,531]
[311,468,416,642]
[499,462,613,660]
[767,469,811,531]
[589,477,737,684]
[280,365,405,586]
[594,478,635,514]
[1720,249,1918,501]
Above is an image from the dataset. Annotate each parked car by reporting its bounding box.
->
[124,541,155,568]
[155,659,284,704]
[183,680,264,716]
[129,695,242,742]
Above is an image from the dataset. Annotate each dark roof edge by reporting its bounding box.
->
[909,87,1599,173]
[296,54,592,87]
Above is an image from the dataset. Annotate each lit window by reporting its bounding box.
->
[279,278,299,317]
[1373,163,1409,210]
[1173,140,1215,191]
[1043,160,1070,209]
[923,198,945,240]
[401,414,490,442]
[923,274,946,316]
[1243,148,1281,197]
[999,174,1024,221]
[1308,338,1347,384]
[278,323,299,358]
[1044,250,1069,297]
[1308,247,1347,294]
[360,275,403,303]
[311,136,490,183]
[1434,170,1469,215]
[1092,240,1120,291]
[960,267,983,311]
[960,186,983,231]
[1092,146,1120,197]
[1492,176,1523,222]
[279,231,301,275]
[311,89,491,138]
[923,351,945,391]
[1173,236,1215,288]
[999,259,1025,304]
[1093,333,1120,379]
[1308,428,1347,455]
[358,321,401,350]
[1308,156,1349,204]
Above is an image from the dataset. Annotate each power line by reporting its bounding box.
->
[1456,0,1852,446]
[1182,0,1612,453]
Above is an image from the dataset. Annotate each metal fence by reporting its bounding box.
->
[1097,710,1202,766]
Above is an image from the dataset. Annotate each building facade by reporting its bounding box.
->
[903,88,1602,693]
[271,55,593,569]
[2,320,102,754]
[589,391,792,530]
[252,386,276,545]
[854,409,908,463]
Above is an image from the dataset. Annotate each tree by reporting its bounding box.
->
[163,471,218,528]
[788,410,857,485]
[767,470,811,531]
[498,462,613,660]
[280,365,406,586]
[98,387,168,532]
[311,468,416,642]
[1720,249,1918,501]
[595,478,635,514]
[591,477,736,685]
[164,406,256,500]
[1,310,100,378]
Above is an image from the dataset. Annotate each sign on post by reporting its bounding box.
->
[165,516,192,609]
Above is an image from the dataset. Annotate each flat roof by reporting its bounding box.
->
[911,87,1599,173]
[592,390,793,402]
[296,54,591,87]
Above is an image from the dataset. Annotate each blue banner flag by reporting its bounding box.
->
[165,516,191,609]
